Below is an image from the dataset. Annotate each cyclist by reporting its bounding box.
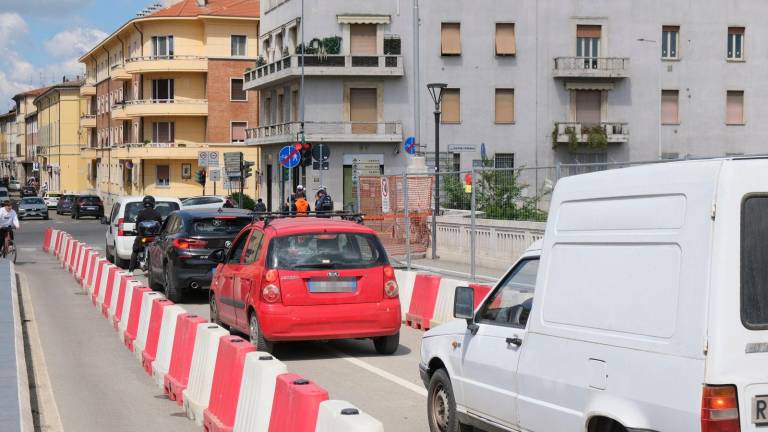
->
[0,200,19,254]
[129,195,162,272]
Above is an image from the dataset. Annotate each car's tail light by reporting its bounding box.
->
[265,269,278,283]
[262,284,281,303]
[702,385,740,432]
[383,265,398,298]
[117,218,125,236]
[172,238,208,250]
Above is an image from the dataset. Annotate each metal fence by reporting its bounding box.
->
[355,159,676,281]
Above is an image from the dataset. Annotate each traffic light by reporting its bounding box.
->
[300,142,312,167]
[242,160,255,178]
[195,169,206,186]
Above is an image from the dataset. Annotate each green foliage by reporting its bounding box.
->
[256,56,266,67]
[551,124,559,148]
[444,175,470,210]
[566,127,579,152]
[444,170,548,221]
[585,126,608,149]
[322,36,342,55]
[384,37,402,55]
[230,192,255,210]
[297,36,343,56]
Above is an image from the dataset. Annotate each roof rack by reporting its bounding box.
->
[251,211,365,227]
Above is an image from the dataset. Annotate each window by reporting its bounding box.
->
[277,94,284,123]
[727,90,745,125]
[576,25,601,68]
[231,78,246,101]
[495,89,515,123]
[152,79,174,101]
[441,89,460,124]
[662,26,679,59]
[155,165,170,187]
[152,122,175,143]
[350,24,377,55]
[661,90,679,124]
[151,35,174,58]
[728,27,744,60]
[243,229,264,264]
[441,23,461,56]
[495,23,516,56]
[231,35,247,57]
[227,230,250,264]
[349,88,378,134]
[291,90,299,121]
[231,122,247,143]
[477,258,539,327]
[267,233,387,269]
[494,153,515,169]
[741,196,768,329]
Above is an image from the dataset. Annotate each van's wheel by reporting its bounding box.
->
[163,262,183,303]
[373,332,400,355]
[249,312,274,353]
[427,369,466,432]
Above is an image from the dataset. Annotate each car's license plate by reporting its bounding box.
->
[86,206,97,210]
[308,279,357,293]
[753,395,768,424]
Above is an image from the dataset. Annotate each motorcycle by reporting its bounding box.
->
[136,220,161,272]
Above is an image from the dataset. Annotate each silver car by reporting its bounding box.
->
[18,197,49,220]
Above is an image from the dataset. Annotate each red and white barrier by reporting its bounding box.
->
[203,335,256,432]
[115,280,142,331]
[95,264,117,307]
[315,400,383,432]
[233,353,288,432]
[101,270,127,318]
[123,286,153,351]
[107,273,130,321]
[165,314,208,405]
[404,274,442,330]
[184,323,229,425]
[88,258,106,294]
[139,297,172,369]
[268,374,329,432]
[132,291,165,357]
[42,228,56,252]
[152,304,186,388]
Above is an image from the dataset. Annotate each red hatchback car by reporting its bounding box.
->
[209,217,401,354]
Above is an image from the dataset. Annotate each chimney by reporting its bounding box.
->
[196,0,207,6]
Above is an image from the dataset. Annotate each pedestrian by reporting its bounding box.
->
[294,191,310,216]
[315,187,333,217]
[254,198,267,213]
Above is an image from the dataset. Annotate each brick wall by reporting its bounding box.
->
[206,59,258,143]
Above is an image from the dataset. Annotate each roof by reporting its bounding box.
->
[33,80,84,104]
[147,0,259,18]
[13,86,51,101]
[259,217,376,235]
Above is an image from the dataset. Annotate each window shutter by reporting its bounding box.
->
[350,24,377,55]
[495,89,515,123]
[576,25,602,38]
[231,79,246,101]
[661,90,679,124]
[231,122,247,142]
[729,26,745,35]
[350,88,378,134]
[441,23,461,55]
[441,89,460,123]
[496,23,516,56]
[727,91,744,124]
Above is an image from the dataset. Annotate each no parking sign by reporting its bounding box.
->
[381,177,390,214]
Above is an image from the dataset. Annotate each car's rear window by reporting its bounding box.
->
[124,201,180,222]
[189,217,250,235]
[22,198,44,205]
[267,232,388,270]
[47,193,61,198]
[79,196,102,205]
[742,196,768,329]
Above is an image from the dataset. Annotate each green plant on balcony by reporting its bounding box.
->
[282,46,290,57]
[322,36,342,55]
[384,36,402,55]
[551,124,559,148]
[565,127,579,152]
[585,125,608,149]
[256,56,266,67]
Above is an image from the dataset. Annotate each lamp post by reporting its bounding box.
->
[637,38,662,160]
[427,83,447,260]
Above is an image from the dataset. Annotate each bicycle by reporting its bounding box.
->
[0,227,17,263]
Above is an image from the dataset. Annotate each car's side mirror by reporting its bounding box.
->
[454,286,479,330]
[208,249,226,263]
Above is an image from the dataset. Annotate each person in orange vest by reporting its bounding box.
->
[294,191,311,216]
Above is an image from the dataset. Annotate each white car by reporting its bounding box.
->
[181,195,231,210]
[420,157,768,432]
[0,187,9,202]
[43,192,61,208]
[103,196,182,268]
[8,180,20,192]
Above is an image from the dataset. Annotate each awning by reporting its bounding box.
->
[565,81,615,91]
[337,15,391,25]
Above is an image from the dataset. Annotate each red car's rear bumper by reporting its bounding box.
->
[258,299,401,341]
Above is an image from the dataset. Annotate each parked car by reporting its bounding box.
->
[0,187,9,202]
[21,186,37,197]
[18,197,49,220]
[103,196,182,268]
[208,217,401,354]
[43,192,61,209]
[71,195,104,220]
[181,196,234,210]
[145,208,253,302]
[420,158,768,432]
[8,180,20,192]
[56,194,76,215]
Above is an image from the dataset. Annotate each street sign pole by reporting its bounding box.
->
[319,143,324,187]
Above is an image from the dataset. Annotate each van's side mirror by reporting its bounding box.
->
[100,216,109,225]
[208,249,226,263]
[454,287,479,335]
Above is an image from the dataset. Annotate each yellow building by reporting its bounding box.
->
[78,0,261,206]
[34,81,88,194]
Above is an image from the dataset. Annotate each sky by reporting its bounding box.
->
[0,0,176,112]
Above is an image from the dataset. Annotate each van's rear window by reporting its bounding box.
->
[267,233,388,270]
[742,196,768,329]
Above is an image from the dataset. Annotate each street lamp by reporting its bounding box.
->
[427,82,447,260]
[637,38,662,160]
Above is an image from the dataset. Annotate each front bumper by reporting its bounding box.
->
[257,299,402,341]
[19,209,47,218]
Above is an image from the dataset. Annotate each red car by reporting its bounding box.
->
[208,217,401,354]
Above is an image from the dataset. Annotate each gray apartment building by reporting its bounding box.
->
[245,0,768,210]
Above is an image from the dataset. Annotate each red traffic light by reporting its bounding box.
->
[302,143,312,152]
[294,143,303,151]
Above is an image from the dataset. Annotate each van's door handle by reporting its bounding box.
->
[506,337,522,347]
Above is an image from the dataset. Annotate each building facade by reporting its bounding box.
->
[78,0,261,206]
[246,0,768,207]
[0,110,17,179]
[11,88,49,182]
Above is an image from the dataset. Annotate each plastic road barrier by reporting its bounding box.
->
[60,237,71,266]
[405,274,442,330]
[151,304,186,388]
[123,285,152,350]
[95,265,118,307]
[165,314,208,405]
[85,253,98,289]
[268,373,329,432]
[232,352,288,432]
[53,230,64,256]
[394,270,417,321]
[102,270,126,318]
[75,247,90,282]
[203,336,256,432]
[79,249,95,284]
[468,283,493,309]
[430,277,464,328]
[141,298,174,373]
[184,323,230,425]
[92,263,109,304]
[42,227,53,252]
[109,275,132,323]
[131,291,164,356]
[115,280,142,331]
[88,258,104,294]
[69,241,81,273]
[315,400,384,432]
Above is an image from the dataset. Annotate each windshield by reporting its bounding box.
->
[79,196,102,205]
[22,198,44,205]
[124,201,180,222]
[190,216,250,236]
[267,232,388,270]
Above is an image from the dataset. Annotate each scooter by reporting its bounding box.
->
[136,220,161,272]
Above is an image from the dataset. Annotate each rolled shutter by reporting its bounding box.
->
[495,89,515,123]
[350,24,377,55]
[441,89,460,123]
[577,25,602,38]
[441,23,461,55]
[496,23,516,56]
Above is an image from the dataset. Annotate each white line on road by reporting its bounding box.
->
[324,346,428,397]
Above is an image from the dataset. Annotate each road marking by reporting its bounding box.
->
[324,346,427,397]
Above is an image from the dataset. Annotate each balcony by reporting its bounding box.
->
[80,114,96,128]
[243,54,404,90]
[245,121,402,146]
[113,99,208,118]
[552,57,630,79]
[112,142,210,160]
[553,122,629,146]
[124,55,208,74]
[111,103,130,120]
[110,63,131,80]
[80,82,96,97]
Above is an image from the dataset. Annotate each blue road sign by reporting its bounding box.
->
[480,142,487,161]
[404,136,417,155]
[279,145,301,169]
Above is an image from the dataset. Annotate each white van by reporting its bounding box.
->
[103,196,181,267]
[420,158,768,432]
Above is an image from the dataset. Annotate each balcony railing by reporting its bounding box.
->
[112,99,208,117]
[244,54,404,89]
[126,55,207,63]
[125,142,178,148]
[245,121,402,145]
[552,57,630,79]
[124,55,208,74]
[554,122,630,145]
[80,114,96,128]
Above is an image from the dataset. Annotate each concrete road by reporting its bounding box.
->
[15,213,429,431]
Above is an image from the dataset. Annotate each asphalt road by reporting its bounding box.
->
[15,213,429,431]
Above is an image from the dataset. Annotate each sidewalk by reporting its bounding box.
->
[400,257,507,283]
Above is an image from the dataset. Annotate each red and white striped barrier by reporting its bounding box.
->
[133,292,165,361]
[316,400,383,432]
[232,352,287,432]
[165,314,207,405]
[184,323,229,425]
[151,304,186,388]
